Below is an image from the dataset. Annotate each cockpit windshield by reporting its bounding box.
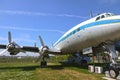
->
[95,13,115,21]
[106,13,115,17]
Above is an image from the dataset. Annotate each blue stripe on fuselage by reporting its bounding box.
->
[80,19,120,30]
[54,19,120,46]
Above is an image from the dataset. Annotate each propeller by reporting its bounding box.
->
[6,31,21,55]
[34,42,36,47]
[8,31,12,44]
[0,32,12,55]
[0,49,7,55]
[35,36,49,62]
[39,35,49,54]
[7,31,15,49]
[0,31,13,55]
[39,36,45,47]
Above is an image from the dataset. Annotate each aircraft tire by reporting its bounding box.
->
[109,68,119,79]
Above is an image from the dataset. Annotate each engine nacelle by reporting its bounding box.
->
[8,48,20,55]
[10,52,18,55]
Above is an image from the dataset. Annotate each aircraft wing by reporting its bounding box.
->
[0,44,6,49]
[0,32,61,55]
[21,46,39,52]
[21,46,61,54]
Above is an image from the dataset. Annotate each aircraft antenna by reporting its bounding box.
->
[34,42,36,47]
[90,11,93,18]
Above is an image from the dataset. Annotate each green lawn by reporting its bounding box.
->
[0,62,38,80]
[0,62,105,80]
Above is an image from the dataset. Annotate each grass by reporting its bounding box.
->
[0,56,106,80]
[37,63,104,80]
[0,62,38,80]
[0,61,105,80]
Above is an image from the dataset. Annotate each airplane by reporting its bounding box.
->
[0,12,120,78]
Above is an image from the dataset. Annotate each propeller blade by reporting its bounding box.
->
[8,31,12,43]
[0,49,7,55]
[39,36,45,46]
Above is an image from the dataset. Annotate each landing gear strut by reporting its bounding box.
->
[40,56,47,67]
[104,44,120,79]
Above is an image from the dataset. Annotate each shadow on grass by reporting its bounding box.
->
[61,62,88,69]
[47,64,64,70]
[46,62,88,70]
[0,62,89,71]
[0,65,40,71]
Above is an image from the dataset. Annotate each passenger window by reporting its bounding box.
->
[73,30,76,34]
[77,28,80,32]
[96,16,100,21]
[107,14,110,16]
[106,14,111,17]
[70,32,72,36]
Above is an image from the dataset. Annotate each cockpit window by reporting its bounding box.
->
[106,13,111,17]
[106,13,115,17]
[101,15,105,19]
[96,13,115,21]
[96,16,100,21]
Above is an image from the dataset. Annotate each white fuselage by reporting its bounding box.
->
[54,13,120,54]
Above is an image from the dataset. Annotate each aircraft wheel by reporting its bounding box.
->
[109,68,119,79]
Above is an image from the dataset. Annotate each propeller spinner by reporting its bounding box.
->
[7,31,21,55]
